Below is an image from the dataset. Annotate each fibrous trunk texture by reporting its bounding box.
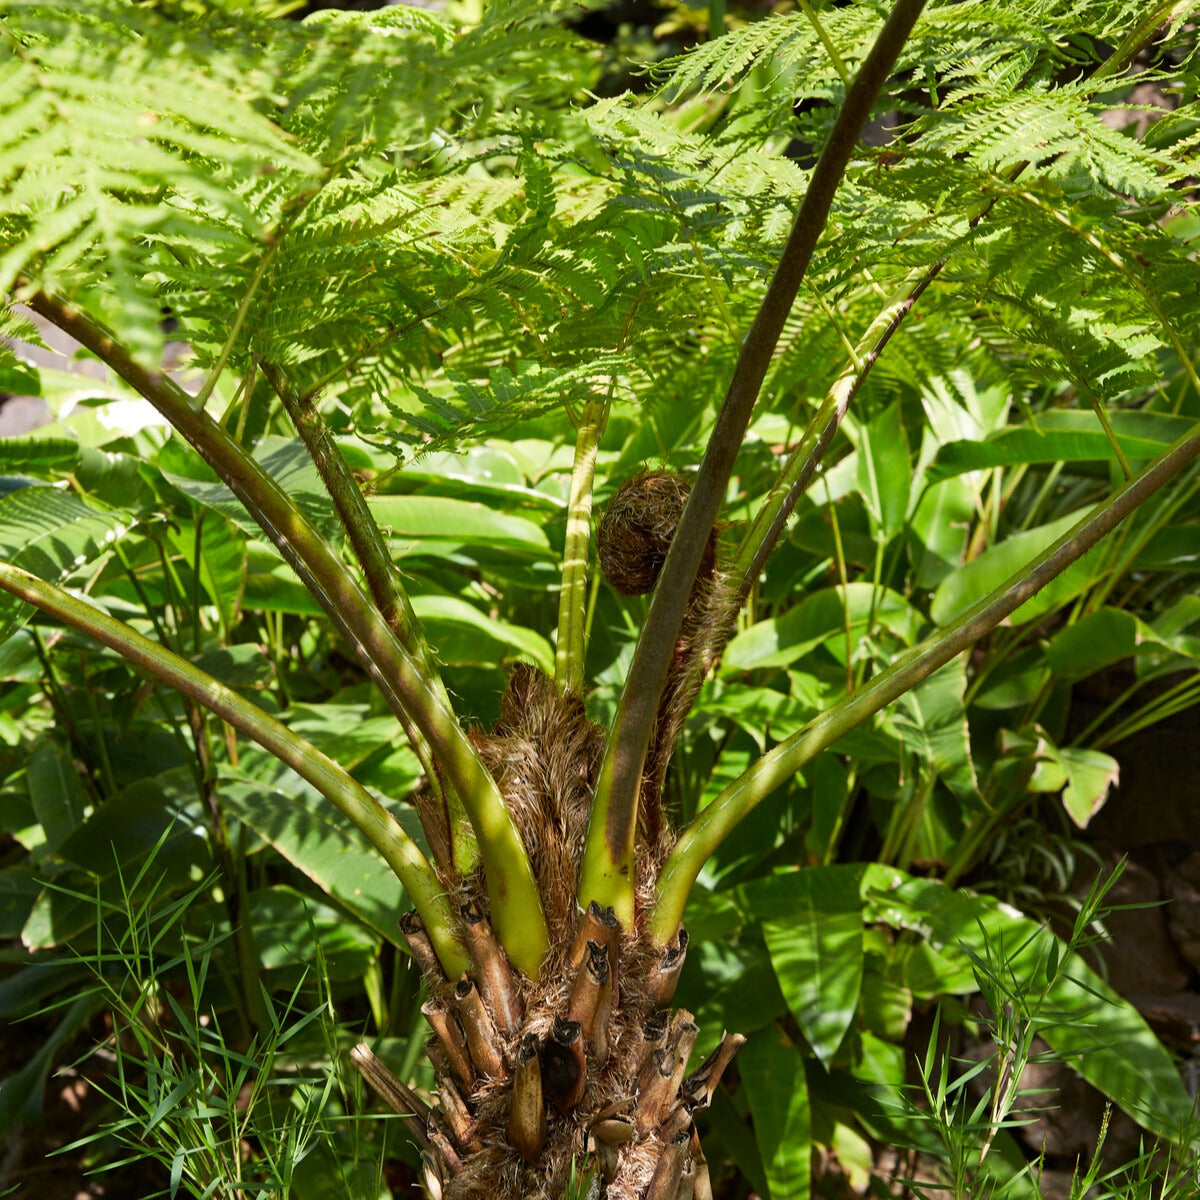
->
[353,474,742,1199]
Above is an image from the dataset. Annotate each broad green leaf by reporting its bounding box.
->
[691,681,817,751]
[908,475,975,589]
[875,931,977,997]
[994,726,1118,827]
[748,866,865,1068]
[281,700,422,778]
[854,401,911,541]
[724,584,921,674]
[971,649,1051,711]
[1135,521,1200,572]
[245,885,377,984]
[685,934,788,1052]
[830,1122,873,1192]
[930,507,1099,627]
[1055,746,1119,828]
[218,765,415,946]
[170,510,246,638]
[243,544,326,616]
[927,409,1193,480]
[859,962,912,1042]
[21,778,211,950]
[1153,594,1200,639]
[370,494,552,557]
[0,432,78,471]
[27,738,89,854]
[75,446,156,510]
[860,866,1194,1140]
[160,435,341,539]
[0,367,40,395]
[0,867,40,940]
[1045,608,1155,676]
[740,1028,812,1200]
[0,485,134,641]
[411,593,554,673]
[399,446,566,510]
[889,659,978,802]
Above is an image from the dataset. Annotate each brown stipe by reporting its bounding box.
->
[569,900,621,969]
[436,1071,479,1153]
[588,1096,637,1153]
[508,1033,547,1163]
[690,1129,712,1200]
[589,1113,636,1146]
[636,1011,698,1134]
[639,1009,670,1057]
[568,939,614,1065]
[422,1000,475,1090]
[645,1129,690,1200]
[452,975,504,1079]
[398,910,445,980]
[347,1043,431,1151]
[592,1138,621,1183]
[658,1099,692,1144]
[682,1031,746,1109]
[458,900,523,1036]
[646,926,689,1007]
[542,1015,587,1111]
[675,1153,697,1200]
[426,1117,464,1175]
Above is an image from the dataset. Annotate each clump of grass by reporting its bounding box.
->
[893,862,1200,1200]
[49,853,390,1200]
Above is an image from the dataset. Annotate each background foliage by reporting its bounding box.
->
[2,0,1199,1196]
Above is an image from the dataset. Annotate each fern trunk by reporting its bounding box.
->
[355,663,738,1200]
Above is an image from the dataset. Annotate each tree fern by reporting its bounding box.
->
[3,0,1199,1196]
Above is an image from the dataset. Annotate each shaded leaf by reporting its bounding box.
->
[740,1028,812,1200]
[0,486,134,641]
[27,738,89,855]
[412,593,554,673]
[745,865,866,1069]
[218,764,420,947]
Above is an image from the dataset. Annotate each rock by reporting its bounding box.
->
[1165,851,1200,974]
[1083,851,1191,997]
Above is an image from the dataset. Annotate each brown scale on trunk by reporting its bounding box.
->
[350,472,744,1199]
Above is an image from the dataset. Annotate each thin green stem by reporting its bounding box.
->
[193,172,334,410]
[579,0,929,927]
[797,0,852,87]
[555,398,609,694]
[649,420,1200,944]
[733,263,938,604]
[24,289,549,978]
[185,697,269,1036]
[1087,393,1133,481]
[1089,0,1183,83]
[0,560,469,978]
[708,0,726,39]
[259,361,476,874]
